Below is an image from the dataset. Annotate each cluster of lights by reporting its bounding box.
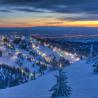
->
[32,38,80,65]
[32,42,53,63]
[60,51,80,63]
[44,43,80,63]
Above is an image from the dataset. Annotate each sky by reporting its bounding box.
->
[0,0,98,27]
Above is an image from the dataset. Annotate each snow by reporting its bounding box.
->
[0,56,18,66]
[66,60,97,98]
[33,43,80,63]
[0,36,80,73]
[0,71,56,98]
[0,60,98,98]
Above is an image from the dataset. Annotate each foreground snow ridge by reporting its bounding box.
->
[0,60,98,98]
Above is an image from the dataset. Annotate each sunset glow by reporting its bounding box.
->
[0,18,98,27]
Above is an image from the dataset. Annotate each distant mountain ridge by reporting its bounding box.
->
[0,26,98,36]
[31,26,98,35]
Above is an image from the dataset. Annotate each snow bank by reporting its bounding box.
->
[0,60,98,98]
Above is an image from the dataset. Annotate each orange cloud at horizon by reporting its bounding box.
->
[0,18,98,27]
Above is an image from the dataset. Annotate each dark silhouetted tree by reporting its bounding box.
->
[50,68,71,98]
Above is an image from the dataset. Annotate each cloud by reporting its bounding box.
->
[0,0,98,20]
[0,9,11,12]
[58,13,98,21]
[0,0,98,14]
[46,21,64,24]
[14,7,45,13]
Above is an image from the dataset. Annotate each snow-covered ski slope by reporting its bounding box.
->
[0,60,98,98]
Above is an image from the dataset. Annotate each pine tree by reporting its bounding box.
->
[87,44,94,63]
[0,50,2,57]
[49,68,71,98]
[93,60,98,73]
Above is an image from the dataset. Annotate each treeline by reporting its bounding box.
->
[0,64,34,89]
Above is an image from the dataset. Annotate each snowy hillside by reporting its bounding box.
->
[0,31,98,98]
[0,60,97,98]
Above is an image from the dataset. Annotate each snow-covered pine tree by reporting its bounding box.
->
[93,60,98,73]
[49,68,71,98]
[0,50,2,57]
[86,44,94,63]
